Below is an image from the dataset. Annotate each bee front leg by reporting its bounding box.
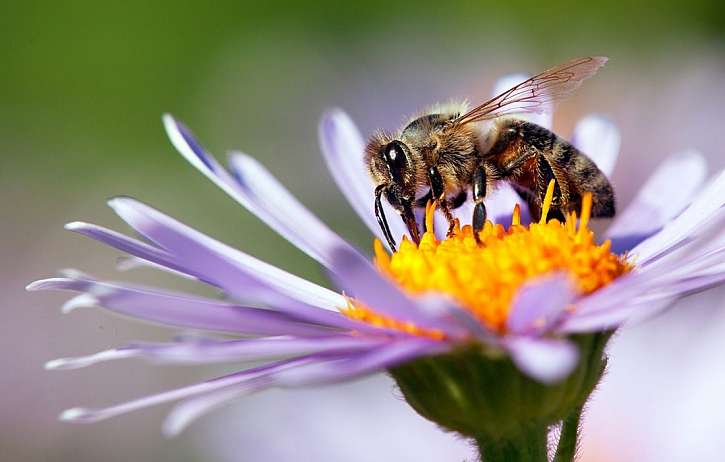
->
[427,166,456,236]
[472,165,487,243]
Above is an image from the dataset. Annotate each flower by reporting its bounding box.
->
[29,73,725,445]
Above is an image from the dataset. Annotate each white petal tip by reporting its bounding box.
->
[161,419,185,438]
[321,107,347,121]
[64,221,87,231]
[507,337,579,384]
[26,280,51,291]
[62,294,98,313]
[60,407,99,423]
[45,358,75,370]
[161,113,178,132]
[106,196,136,211]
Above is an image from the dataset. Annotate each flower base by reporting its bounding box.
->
[389,332,610,458]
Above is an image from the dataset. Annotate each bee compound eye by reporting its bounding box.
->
[383,141,408,181]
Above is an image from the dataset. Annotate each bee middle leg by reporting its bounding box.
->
[472,164,487,243]
[426,166,458,236]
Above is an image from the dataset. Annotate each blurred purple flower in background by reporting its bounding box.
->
[27,70,725,458]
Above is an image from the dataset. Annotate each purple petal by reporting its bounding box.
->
[318,109,409,250]
[45,349,140,370]
[269,338,449,387]
[163,386,248,437]
[507,274,576,335]
[107,197,346,314]
[632,169,725,265]
[116,255,197,280]
[555,209,725,334]
[46,336,387,369]
[504,336,579,384]
[59,358,309,424]
[559,247,725,333]
[134,336,389,364]
[562,265,725,333]
[558,297,675,333]
[27,275,344,336]
[162,338,445,436]
[164,114,359,270]
[328,246,477,338]
[571,115,620,177]
[67,218,333,322]
[487,184,529,225]
[607,150,707,253]
[227,152,368,272]
[64,222,190,277]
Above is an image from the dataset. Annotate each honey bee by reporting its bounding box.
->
[366,56,615,251]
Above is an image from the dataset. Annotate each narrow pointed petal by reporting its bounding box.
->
[571,115,620,177]
[504,336,579,384]
[163,386,247,437]
[607,150,707,253]
[507,274,576,335]
[45,349,139,370]
[164,114,359,269]
[227,152,368,271]
[328,246,475,338]
[270,338,449,387]
[632,169,725,265]
[64,218,343,323]
[562,262,725,333]
[161,338,443,436]
[558,297,674,333]
[116,256,197,280]
[28,275,345,335]
[47,336,387,370]
[59,358,308,424]
[107,197,346,313]
[135,336,389,364]
[64,222,187,276]
[318,109,409,249]
[560,244,725,333]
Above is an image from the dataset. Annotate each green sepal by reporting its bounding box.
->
[389,332,610,445]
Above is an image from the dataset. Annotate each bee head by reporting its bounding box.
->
[365,136,421,250]
[366,139,418,207]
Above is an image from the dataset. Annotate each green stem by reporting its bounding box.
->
[553,405,583,462]
[476,426,548,462]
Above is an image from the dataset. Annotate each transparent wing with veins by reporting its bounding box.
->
[453,56,608,126]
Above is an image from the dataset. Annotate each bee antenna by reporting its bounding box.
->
[375,185,397,252]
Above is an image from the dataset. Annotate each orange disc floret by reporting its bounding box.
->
[341,299,446,340]
[344,181,631,335]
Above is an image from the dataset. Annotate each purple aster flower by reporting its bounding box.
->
[29,70,725,459]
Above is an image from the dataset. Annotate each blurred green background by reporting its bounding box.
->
[2,1,724,461]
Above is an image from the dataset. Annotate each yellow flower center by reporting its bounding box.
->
[343,181,631,338]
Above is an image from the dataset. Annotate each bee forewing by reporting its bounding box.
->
[454,56,608,125]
